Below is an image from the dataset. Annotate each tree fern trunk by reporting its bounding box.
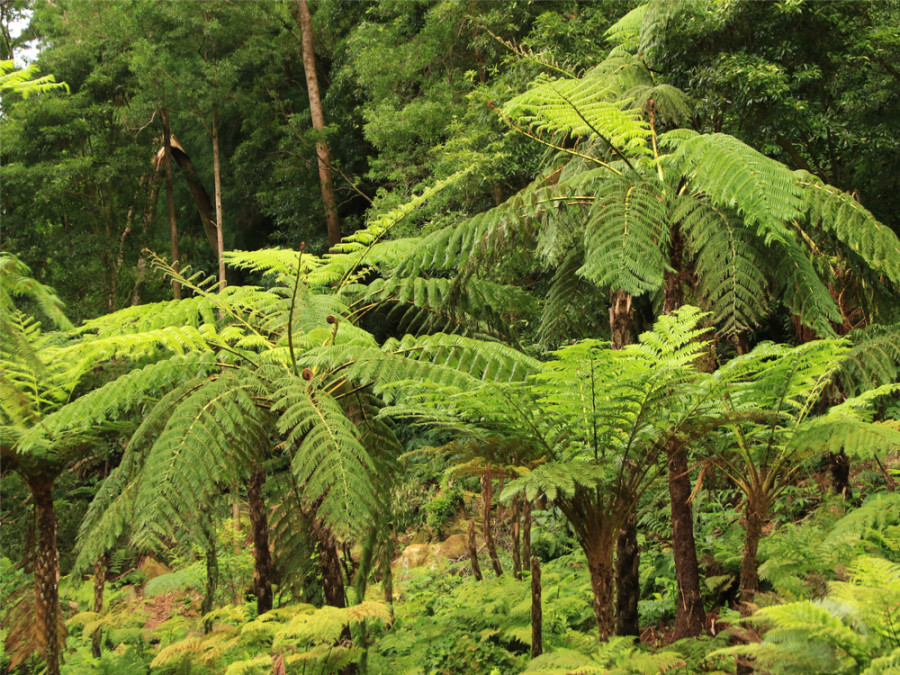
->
[314,522,346,608]
[202,542,218,634]
[522,499,532,567]
[481,472,503,576]
[247,470,273,615]
[511,498,522,580]
[531,556,542,658]
[615,511,640,636]
[91,556,107,657]
[466,518,483,581]
[663,248,708,638]
[30,475,60,675]
[585,535,616,641]
[740,501,765,609]
[668,441,706,638]
[211,106,226,291]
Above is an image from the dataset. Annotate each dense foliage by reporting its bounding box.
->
[2,1,900,674]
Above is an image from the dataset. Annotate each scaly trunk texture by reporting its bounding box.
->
[314,523,346,608]
[585,537,616,641]
[531,556,543,659]
[481,473,503,576]
[247,470,273,615]
[740,501,765,609]
[511,499,522,580]
[30,476,60,675]
[522,499,532,567]
[827,450,852,500]
[466,519,483,581]
[160,108,181,299]
[609,289,633,350]
[91,556,107,657]
[615,512,640,636]
[295,0,341,246]
[211,107,226,291]
[667,442,707,638]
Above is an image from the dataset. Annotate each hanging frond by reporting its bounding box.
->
[579,175,669,295]
[537,247,609,350]
[677,197,770,336]
[0,252,72,330]
[774,238,843,337]
[273,376,378,535]
[837,323,900,395]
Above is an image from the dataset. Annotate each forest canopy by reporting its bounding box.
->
[1,1,900,674]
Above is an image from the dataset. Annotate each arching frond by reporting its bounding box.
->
[797,172,900,286]
[537,247,609,350]
[837,323,900,395]
[774,238,843,337]
[504,69,652,161]
[131,375,268,547]
[0,252,72,330]
[663,131,805,243]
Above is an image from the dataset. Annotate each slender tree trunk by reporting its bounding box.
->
[481,473,503,576]
[167,140,219,254]
[211,107,226,291]
[295,0,341,246]
[161,109,181,299]
[29,475,60,675]
[247,470,273,615]
[827,450,852,500]
[667,441,706,638]
[531,556,543,659]
[202,542,218,633]
[522,499,532,567]
[739,501,765,609]
[662,247,707,638]
[91,556,107,657]
[466,519,483,581]
[615,510,640,636]
[511,499,522,580]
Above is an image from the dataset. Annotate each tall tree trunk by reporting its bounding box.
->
[531,556,543,659]
[481,473,503,576]
[739,500,765,609]
[247,470,273,615]
[662,243,708,638]
[29,475,60,675]
[161,109,181,300]
[522,499,532,567]
[511,499,522,580]
[609,289,633,350]
[91,556,107,657]
[295,0,341,246]
[615,510,640,636]
[466,518,483,581]
[211,107,226,291]
[667,441,706,638]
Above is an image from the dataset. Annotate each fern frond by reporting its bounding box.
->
[774,238,843,337]
[579,175,669,295]
[797,172,900,286]
[537,247,608,350]
[0,252,72,330]
[677,197,770,335]
[837,323,900,396]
